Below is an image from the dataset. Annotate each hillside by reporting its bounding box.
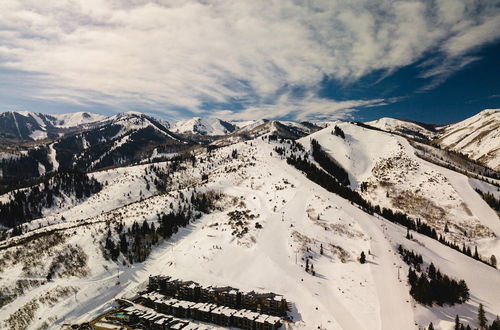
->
[0,122,498,330]
[436,109,500,171]
[0,112,189,194]
[172,117,237,136]
[0,111,106,142]
[368,109,500,172]
[366,117,438,142]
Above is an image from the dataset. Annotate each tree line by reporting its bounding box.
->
[408,263,469,306]
[310,139,350,186]
[0,171,102,228]
[475,189,500,213]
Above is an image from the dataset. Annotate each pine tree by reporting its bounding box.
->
[478,303,487,329]
[305,258,309,272]
[320,244,323,255]
[490,316,500,330]
[360,251,366,264]
[491,254,497,268]
[428,322,434,330]
[454,315,461,330]
[474,246,479,259]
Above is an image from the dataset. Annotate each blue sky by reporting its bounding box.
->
[0,0,499,124]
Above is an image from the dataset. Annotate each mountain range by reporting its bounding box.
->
[0,109,498,330]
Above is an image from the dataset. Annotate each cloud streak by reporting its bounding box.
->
[0,0,499,120]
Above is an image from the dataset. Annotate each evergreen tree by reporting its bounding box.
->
[428,322,434,330]
[360,251,366,264]
[454,315,461,330]
[478,303,487,329]
[490,316,500,330]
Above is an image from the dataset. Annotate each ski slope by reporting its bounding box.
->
[0,125,498,330]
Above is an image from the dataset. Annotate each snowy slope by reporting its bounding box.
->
[172,117,237,136]
[367,109,500,171]
[0,138,415,330]
[367,117,438,142]
[436,109,500,171]
[45,112,107,128]
[302,123,500,261]
[0,122,499,330]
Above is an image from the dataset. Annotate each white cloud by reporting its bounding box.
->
[212,92,390,122]
[0,0,499,120]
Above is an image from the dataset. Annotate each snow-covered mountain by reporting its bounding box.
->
[44,111,107,128]
[172,117,237,136]
[436,109,500,171]
[211,120,321,147]
[0,111,108,142]
[0,112,189,192]
[366,117,438,142]
[0,113,499,330]
[368,109,500,171]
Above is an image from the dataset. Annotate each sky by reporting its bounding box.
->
[0,0,499,124]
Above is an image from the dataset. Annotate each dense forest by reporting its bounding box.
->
[399,245,469,306]
[0,171,102,228]
[0,147,54,194]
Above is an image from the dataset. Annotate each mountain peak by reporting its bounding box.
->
[172,117,237,136]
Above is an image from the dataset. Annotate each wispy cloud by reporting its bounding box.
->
[0,0,499,120]
[211,92,392,121]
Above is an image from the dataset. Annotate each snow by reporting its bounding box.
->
[106,112,179,141]
[29,130,48,140]
[48,143,59,171]
[48,112,107,128]
[437,109,500,171]
[0,119,499,330]
[366,117,436,141]
[10,111,23,138]
[233,119,268,133]
[301,121,407,188]
[37,162,46,176]
[173,117,235,136]
[367,109,500,171]
[0,151,22,161]
[304,122,500,263]
[469,178,500,199]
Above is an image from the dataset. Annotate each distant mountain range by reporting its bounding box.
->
[0,111,106,141]
[0,108,498,189]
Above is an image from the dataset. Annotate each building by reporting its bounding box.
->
[233,309,260,330]
[171,299,196,318]
[143,275,289,329]
[211,305,236,326]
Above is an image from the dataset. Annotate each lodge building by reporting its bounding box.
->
[132,275,288,329]
[148,275,288,316]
